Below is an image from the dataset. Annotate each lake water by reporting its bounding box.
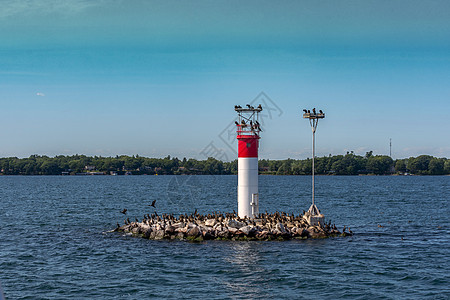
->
[0,175,449,299]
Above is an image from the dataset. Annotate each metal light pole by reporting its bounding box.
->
[311,117,318,206]
[302,108,325,225]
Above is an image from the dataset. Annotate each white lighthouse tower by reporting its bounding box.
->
[234,104,262,218]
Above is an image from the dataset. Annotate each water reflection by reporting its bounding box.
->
[216,242,271,299]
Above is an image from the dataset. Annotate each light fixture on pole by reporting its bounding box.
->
[302,108,325,226]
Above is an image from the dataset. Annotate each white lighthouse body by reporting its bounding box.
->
[238,153,259,218]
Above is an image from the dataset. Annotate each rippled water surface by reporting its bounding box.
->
[0,175,449,299]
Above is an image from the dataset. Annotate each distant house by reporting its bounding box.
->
[88,171,106,175]
[85,165,96,171]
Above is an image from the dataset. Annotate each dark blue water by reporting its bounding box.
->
[0,175,449,299]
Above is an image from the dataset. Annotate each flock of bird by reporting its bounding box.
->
[235,104,263,110]
[303,108,323,114]
[116,203,352,240]
[234,119,262,131]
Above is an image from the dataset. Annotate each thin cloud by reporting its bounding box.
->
[0,0,107,18]
[36,92,45,97]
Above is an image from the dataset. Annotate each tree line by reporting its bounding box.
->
[0,152,448,176]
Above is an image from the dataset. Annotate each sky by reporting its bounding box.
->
[0,0,449,160]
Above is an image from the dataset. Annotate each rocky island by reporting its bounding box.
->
[114,211,353,241]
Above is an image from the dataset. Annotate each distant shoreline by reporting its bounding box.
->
[1,173,449,177]
[1,153,448,176]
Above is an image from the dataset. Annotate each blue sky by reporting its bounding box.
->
[1,0,449,160]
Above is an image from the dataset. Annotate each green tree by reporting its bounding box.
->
[394,159,407,173]
[408,155,433,175]
[444,160,450,174]
[428,158,445,175]
[366,156,393,175]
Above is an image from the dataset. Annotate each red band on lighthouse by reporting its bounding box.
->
[237,135,260,158]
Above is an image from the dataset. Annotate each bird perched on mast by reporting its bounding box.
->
[255,120,262,131]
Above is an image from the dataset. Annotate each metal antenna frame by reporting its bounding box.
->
[303,109,325,212]
[235,105,263,136]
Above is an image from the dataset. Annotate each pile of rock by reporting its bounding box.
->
[114,211,352,241]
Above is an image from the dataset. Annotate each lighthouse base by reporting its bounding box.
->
[303,204,325,226]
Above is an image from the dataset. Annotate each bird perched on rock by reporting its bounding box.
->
[121,209,127,215]
[312,108,316,114]
[303,109,307,113]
